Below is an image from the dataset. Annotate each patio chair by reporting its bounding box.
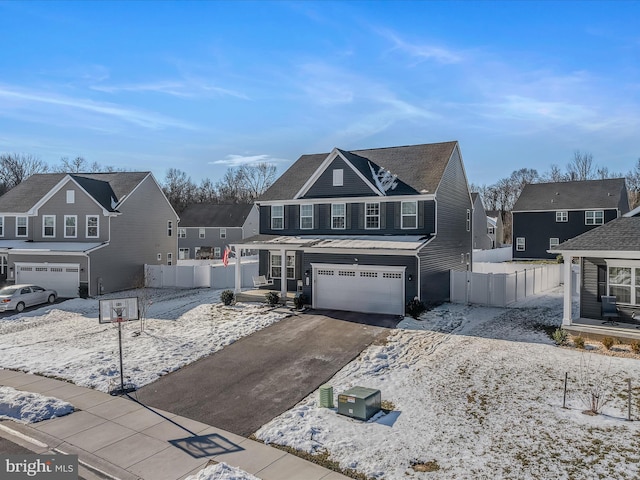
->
[601,295,619,325]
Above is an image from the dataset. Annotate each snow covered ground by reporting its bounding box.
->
[0,288,287,393]
[3,286,640,479]
[184,463,259,480]
[0,386,74,423]
[256,289,640,480]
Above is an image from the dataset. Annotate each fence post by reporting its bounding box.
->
[563,372,568,409]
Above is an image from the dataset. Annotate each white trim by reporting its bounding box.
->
[271,205,284,230]
[269,250,296,279]
[555,211,568,222]
[332,169,344,187]
[64,215,77,238]
[260,193,435,207]
[300,204,313,230]
[293,148,383,199]
[42,215,56,238]
[401,200,418,229]
[550,249,640,259]
[86,215,99,238]
[513,207,616,214]
[16,216,28,237]
[66,189,75,204]
[625,205,640,217]
[516,237,525,251]
[29,176,111,216]
[303,247,418,256]
[0,216,4,237]
[364,201,380,230]
[331,203,346,230]
[178,227,186,238]
[585,210,605,225]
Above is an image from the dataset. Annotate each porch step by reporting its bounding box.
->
[565,322,640,342]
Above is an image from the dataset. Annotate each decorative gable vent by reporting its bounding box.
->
[368,162,398,195]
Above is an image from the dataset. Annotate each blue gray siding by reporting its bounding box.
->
[303,157,376,198]
[260,200,435,236]
[513,209,619,260]
[418,146,472,303]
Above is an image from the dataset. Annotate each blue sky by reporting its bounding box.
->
[1,0,639,187]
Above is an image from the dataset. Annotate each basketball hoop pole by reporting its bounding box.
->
[114,306,125,394]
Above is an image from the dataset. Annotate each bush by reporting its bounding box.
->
[631,340,640,354]
[293,293,307,310]
[574,336,585,349]
[220,290,234,306]
[406,297,427,319]
[601,336,615,350]
[265,291,280,306]
[552,328,567,346]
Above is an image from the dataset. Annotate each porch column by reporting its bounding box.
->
[562,255,573,326]
[234,246,242,294]
[280,248,287,305]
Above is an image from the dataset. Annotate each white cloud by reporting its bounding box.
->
[377,28,463,64]
[209,154,287,167]
[0,85,196,130]
[91,78,249,100]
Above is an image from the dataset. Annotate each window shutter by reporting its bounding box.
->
[597,264,606,302]
[358,203,364,229]
[346,204,351,229]
[418,201,424,229]
[380,203,386,229]
[293,205,299,230]
[394,202,400,229]
[314,204,321,230]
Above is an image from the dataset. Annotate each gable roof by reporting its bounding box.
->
[0,172,150,213]
[259,141,458,201]
[178,204,254,227]
[552,217,640,252]
[512,178,628,212]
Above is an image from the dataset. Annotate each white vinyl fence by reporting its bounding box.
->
[145,261,258,289]
[450,263,563,307]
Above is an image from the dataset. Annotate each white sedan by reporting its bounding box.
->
[0,284,57,313]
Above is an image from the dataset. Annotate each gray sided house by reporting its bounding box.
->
[0,172,177,297]
[486,210,504,248]
[550,209,640,328]
[177,204,259,260]
[471,193,492,250]
[512,178,629,260]
[231,141,473,316]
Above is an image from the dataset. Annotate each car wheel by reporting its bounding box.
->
[48,294,55,304]
[16,302,25,313]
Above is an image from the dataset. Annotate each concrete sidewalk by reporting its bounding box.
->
[0,369,349,480]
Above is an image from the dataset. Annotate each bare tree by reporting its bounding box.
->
[162,168,197,213]
[195,178,218,203]
[215,168,246,203]
[238,163,277,201]
[566,150,596,181]
[626,158,640,209]
[0,153,49,194]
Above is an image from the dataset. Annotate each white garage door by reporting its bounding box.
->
[15,263,80,298]
[312,263,405,315]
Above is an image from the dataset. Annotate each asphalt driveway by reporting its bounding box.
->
[135,309,400,437]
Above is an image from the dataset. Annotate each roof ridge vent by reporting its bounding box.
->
[551,198,555,203]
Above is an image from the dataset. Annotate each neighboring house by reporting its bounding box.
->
[550,208,640,327]
[471,193,492,250]
[0,172,177,297]
[177,204,259,260]
[231,141,473,316]
[486,210,504,248]
[512,178,629,260]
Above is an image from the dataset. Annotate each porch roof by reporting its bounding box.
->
[233,234,429,252]
[0,240,105,254]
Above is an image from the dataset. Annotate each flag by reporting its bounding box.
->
[223,246,230,267]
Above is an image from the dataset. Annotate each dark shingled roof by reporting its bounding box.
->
[258,141,458,201]
[513,178,628,212]
[178,204,254,227]
[554,217,640,251]
[0,172,150,213]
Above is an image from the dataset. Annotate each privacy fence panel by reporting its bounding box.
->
[450,263,562,307]
[145,261,258,290]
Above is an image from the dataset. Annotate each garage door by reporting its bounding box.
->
[312,263,405,315]
[15,263,80,298]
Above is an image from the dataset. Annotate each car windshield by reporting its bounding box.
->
[0,287,17,295]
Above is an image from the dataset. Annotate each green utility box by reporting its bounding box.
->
[337,386,381,420]
[319,384,334,408]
